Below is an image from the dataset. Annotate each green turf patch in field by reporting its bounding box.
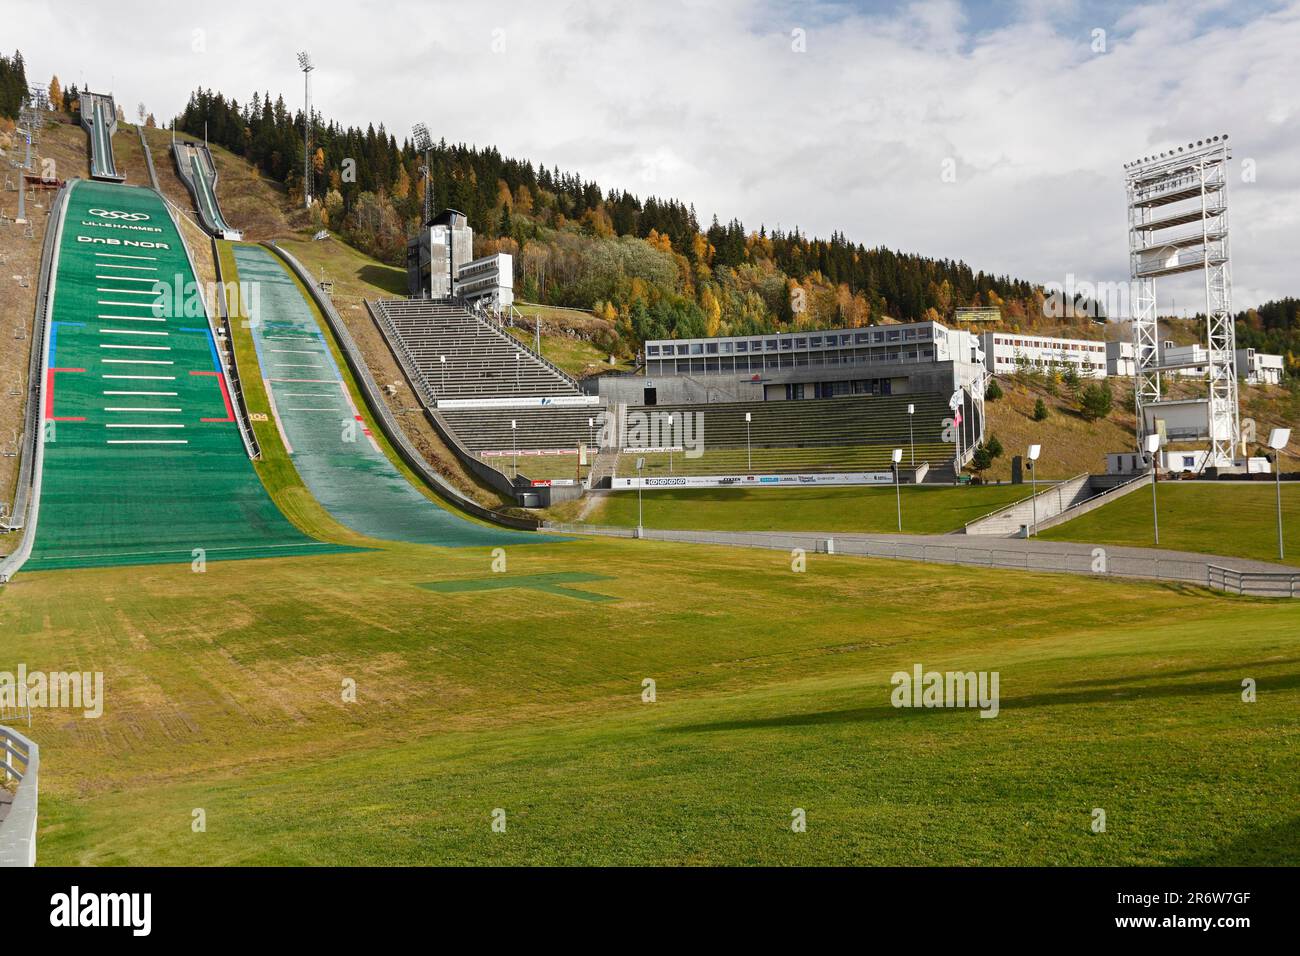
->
[1041,481,1300,566]
[418,571,618,602]
[25,181,353,572]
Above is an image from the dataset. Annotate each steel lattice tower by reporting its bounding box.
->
[1123,135,1238,467]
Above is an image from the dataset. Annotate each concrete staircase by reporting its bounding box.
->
[963,472,1150,537]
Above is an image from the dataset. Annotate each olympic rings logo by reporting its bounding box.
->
[88,209,151,221]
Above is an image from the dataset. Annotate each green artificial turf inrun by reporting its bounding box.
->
[25,180,354,571]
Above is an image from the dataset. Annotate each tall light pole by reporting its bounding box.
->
[745,412,752,471]
[439,354,446,394]
[668,413,675,475]
[588,416,595,450]
[1027,444,1041,536]
[511,419,517,479]
[297,52,314,209]
[1145,432,1162,546]
[907,403,915,466]
[892,447,903,531]
[411,122,433,225]
[636,455,646,537]
[1269,428,1291,560]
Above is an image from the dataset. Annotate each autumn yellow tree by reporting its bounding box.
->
[49,76,61,110]
[393,164,411,200]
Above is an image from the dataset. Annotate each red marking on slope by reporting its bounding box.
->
[45,368,87,422]
[190,370,235,422]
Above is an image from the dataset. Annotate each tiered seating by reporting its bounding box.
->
[636,393,950,449]
[440,406,601,452]
[372,299,580,401]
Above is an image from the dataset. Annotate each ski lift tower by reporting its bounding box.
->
[1123,134,1239,467]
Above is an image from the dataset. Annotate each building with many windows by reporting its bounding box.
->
[979,332,1108,379]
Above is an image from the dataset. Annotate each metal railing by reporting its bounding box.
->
[1207,565,1300,598]
[0,725,38,867]
[211,238,261,460]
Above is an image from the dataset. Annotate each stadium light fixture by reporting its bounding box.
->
[1268,428,1291,560]
[412,122,433,224]
[745,412,752,471]
[297,52,315,209]
[907,403,915,466]
[892,448,904,532]
[1145,433,1162,546]
[1027,444,1041,536]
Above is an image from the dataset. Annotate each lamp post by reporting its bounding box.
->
[1269,428,1291,560]
[515,352,520,389]
[636,455,646,537]
[1145,432,1162,546]
[588,416,595,450]
[668,413,675,475]
[439,354,446,394]
[745,412,752,471]
[511,419,517,479]
[907,403,915,466]
[892,447,903,531]
[1027,444,1041,536]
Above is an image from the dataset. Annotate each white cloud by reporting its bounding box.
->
[19,0,1300,307]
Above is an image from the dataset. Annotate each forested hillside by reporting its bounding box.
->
[174,86,1044,348]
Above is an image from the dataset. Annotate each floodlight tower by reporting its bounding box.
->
[1123,135,1238,467]
[411,122,433,224]
[297,51,315,209]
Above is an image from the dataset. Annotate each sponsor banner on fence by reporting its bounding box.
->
[611,471,894,490]
[482,448,577,457]
[622,446,685,454]
[530,479,577,487]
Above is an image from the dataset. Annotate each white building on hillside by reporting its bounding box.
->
[1236,348,1284,385]
[979,332,1107,379]
[1106,340,1135,376]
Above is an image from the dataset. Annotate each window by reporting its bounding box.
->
[706,343,718,355]
[810,336,823,347]
[795,337,807,348]
[736,341,748,353]
[780,338,792,351]
[765,339,778,351]
[647,345,660,356]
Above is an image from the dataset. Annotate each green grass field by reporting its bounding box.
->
[581,484,1032,534]
[1042,482,1300,567]
[5,534,1298,865]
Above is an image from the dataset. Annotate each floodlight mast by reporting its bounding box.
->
[297,52,315,209]
[412,122,433,225]
[1123,135,1238,467]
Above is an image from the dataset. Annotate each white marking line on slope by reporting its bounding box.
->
[94,263,158,272]
[94,275,162,284]
[103,391,177,396]
[101,375,176,380]
[101,359,174,366]
[104,407,182,413]
[98,329,169,337]
[95,288,161,296]
[106,440,188,445]
[99,344,171,351]
[97,300,160,308]
[95,252,158,261]
[104,423,185,429]
[269,349,321,355]
[97,315,166,322]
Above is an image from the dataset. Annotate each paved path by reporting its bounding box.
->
[544,523,1300,596]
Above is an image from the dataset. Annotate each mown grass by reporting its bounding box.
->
[1042,480,1300,566]
[583,484,1032,534]
[5,533,1297,865]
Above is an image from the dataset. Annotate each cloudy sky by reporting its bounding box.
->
[21,0,1300,309]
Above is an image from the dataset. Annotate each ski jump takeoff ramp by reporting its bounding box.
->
[21,180,353,572]
[230,243,537,547]
[79,92,126,183]
[173,142,242,240]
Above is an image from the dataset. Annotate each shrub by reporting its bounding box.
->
[985,378,1003,401]
[1080,381,1114,421]
[1032,398,1049,421]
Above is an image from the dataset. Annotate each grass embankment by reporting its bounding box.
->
[4,533,1295,865]
[1042,480,1300,566]
[581,484,1033,534]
